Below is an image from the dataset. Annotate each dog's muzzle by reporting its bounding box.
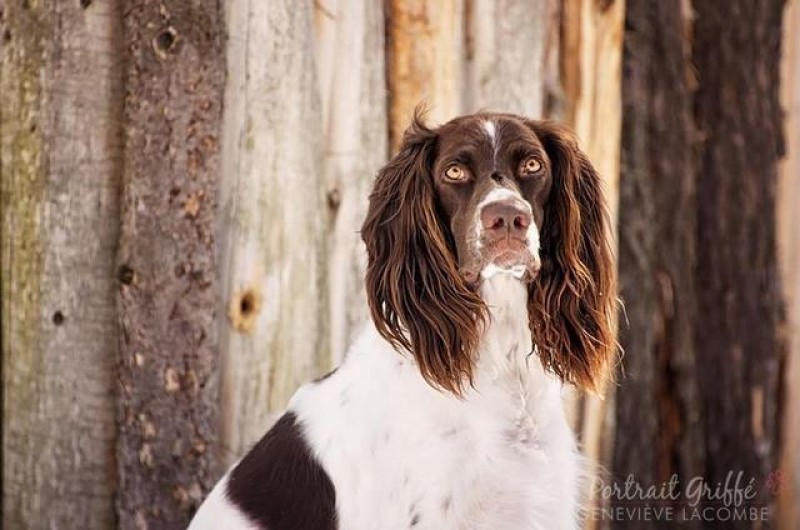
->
[477,194,541,280]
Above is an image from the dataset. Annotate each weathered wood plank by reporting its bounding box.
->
[462,0,551,117]
[315,0,389,364]
[1,1,122,528]
[778,1,799,528]
[562,0,624,219]
[115,1,225,527]
[218,0,329,462]
[386,0,464,149]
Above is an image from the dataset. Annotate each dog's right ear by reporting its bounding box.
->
[361,110,485,395]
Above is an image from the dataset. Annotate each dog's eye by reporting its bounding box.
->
[444,164,467,182]
[520,157,542,176]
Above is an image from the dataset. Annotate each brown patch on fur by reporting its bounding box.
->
[226,412,336,529]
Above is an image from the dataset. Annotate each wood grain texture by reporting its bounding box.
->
[315,0,388,365]
[778,4,800,528]
[613,1,704,527]
[562,0,623,219]
[116,1,225,527]
[386,0,464,149]
[1,2,122,528]
[612,2,788,528]
[218,0,328,462]
[463,0,550,117]
[693,0,786,525]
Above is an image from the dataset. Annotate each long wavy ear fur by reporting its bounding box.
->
[361,111,486,395]
[527,121,617,393]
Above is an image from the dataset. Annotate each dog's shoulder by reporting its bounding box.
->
[190,411,337,530]
[226,411,337,530]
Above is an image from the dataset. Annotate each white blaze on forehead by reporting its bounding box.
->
[482,120,499,163]
[483,120,496,143]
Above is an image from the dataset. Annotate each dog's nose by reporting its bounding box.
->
[480,200,532,238]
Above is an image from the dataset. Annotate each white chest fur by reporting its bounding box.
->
[290,274,582,530]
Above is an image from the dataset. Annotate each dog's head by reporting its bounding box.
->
[361,110,616,395]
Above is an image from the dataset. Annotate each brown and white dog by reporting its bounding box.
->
[189,111,616,530]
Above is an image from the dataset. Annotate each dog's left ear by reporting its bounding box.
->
[526,120,618,393]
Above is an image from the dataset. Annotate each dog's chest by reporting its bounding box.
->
[291,276,579,529]
[295,355,574,528]
[324,380,553,530]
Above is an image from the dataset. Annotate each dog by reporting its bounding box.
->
[188,111,616,530]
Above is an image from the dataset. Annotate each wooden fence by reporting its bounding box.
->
[1,1,797,529]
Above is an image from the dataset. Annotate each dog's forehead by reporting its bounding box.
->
[437,115,541,153]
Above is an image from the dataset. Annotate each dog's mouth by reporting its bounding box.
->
[483,238,531,267]
[460,240,540,286]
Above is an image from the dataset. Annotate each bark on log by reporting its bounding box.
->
[315,0,388,364]
[116,1,225,527]
[614,2,787,527]
[1,2,122,528]
[692,2,786,525]
[613,1,704,527]
[218,0,329,462]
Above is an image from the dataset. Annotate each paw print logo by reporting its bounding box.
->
[765,470,784,496]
